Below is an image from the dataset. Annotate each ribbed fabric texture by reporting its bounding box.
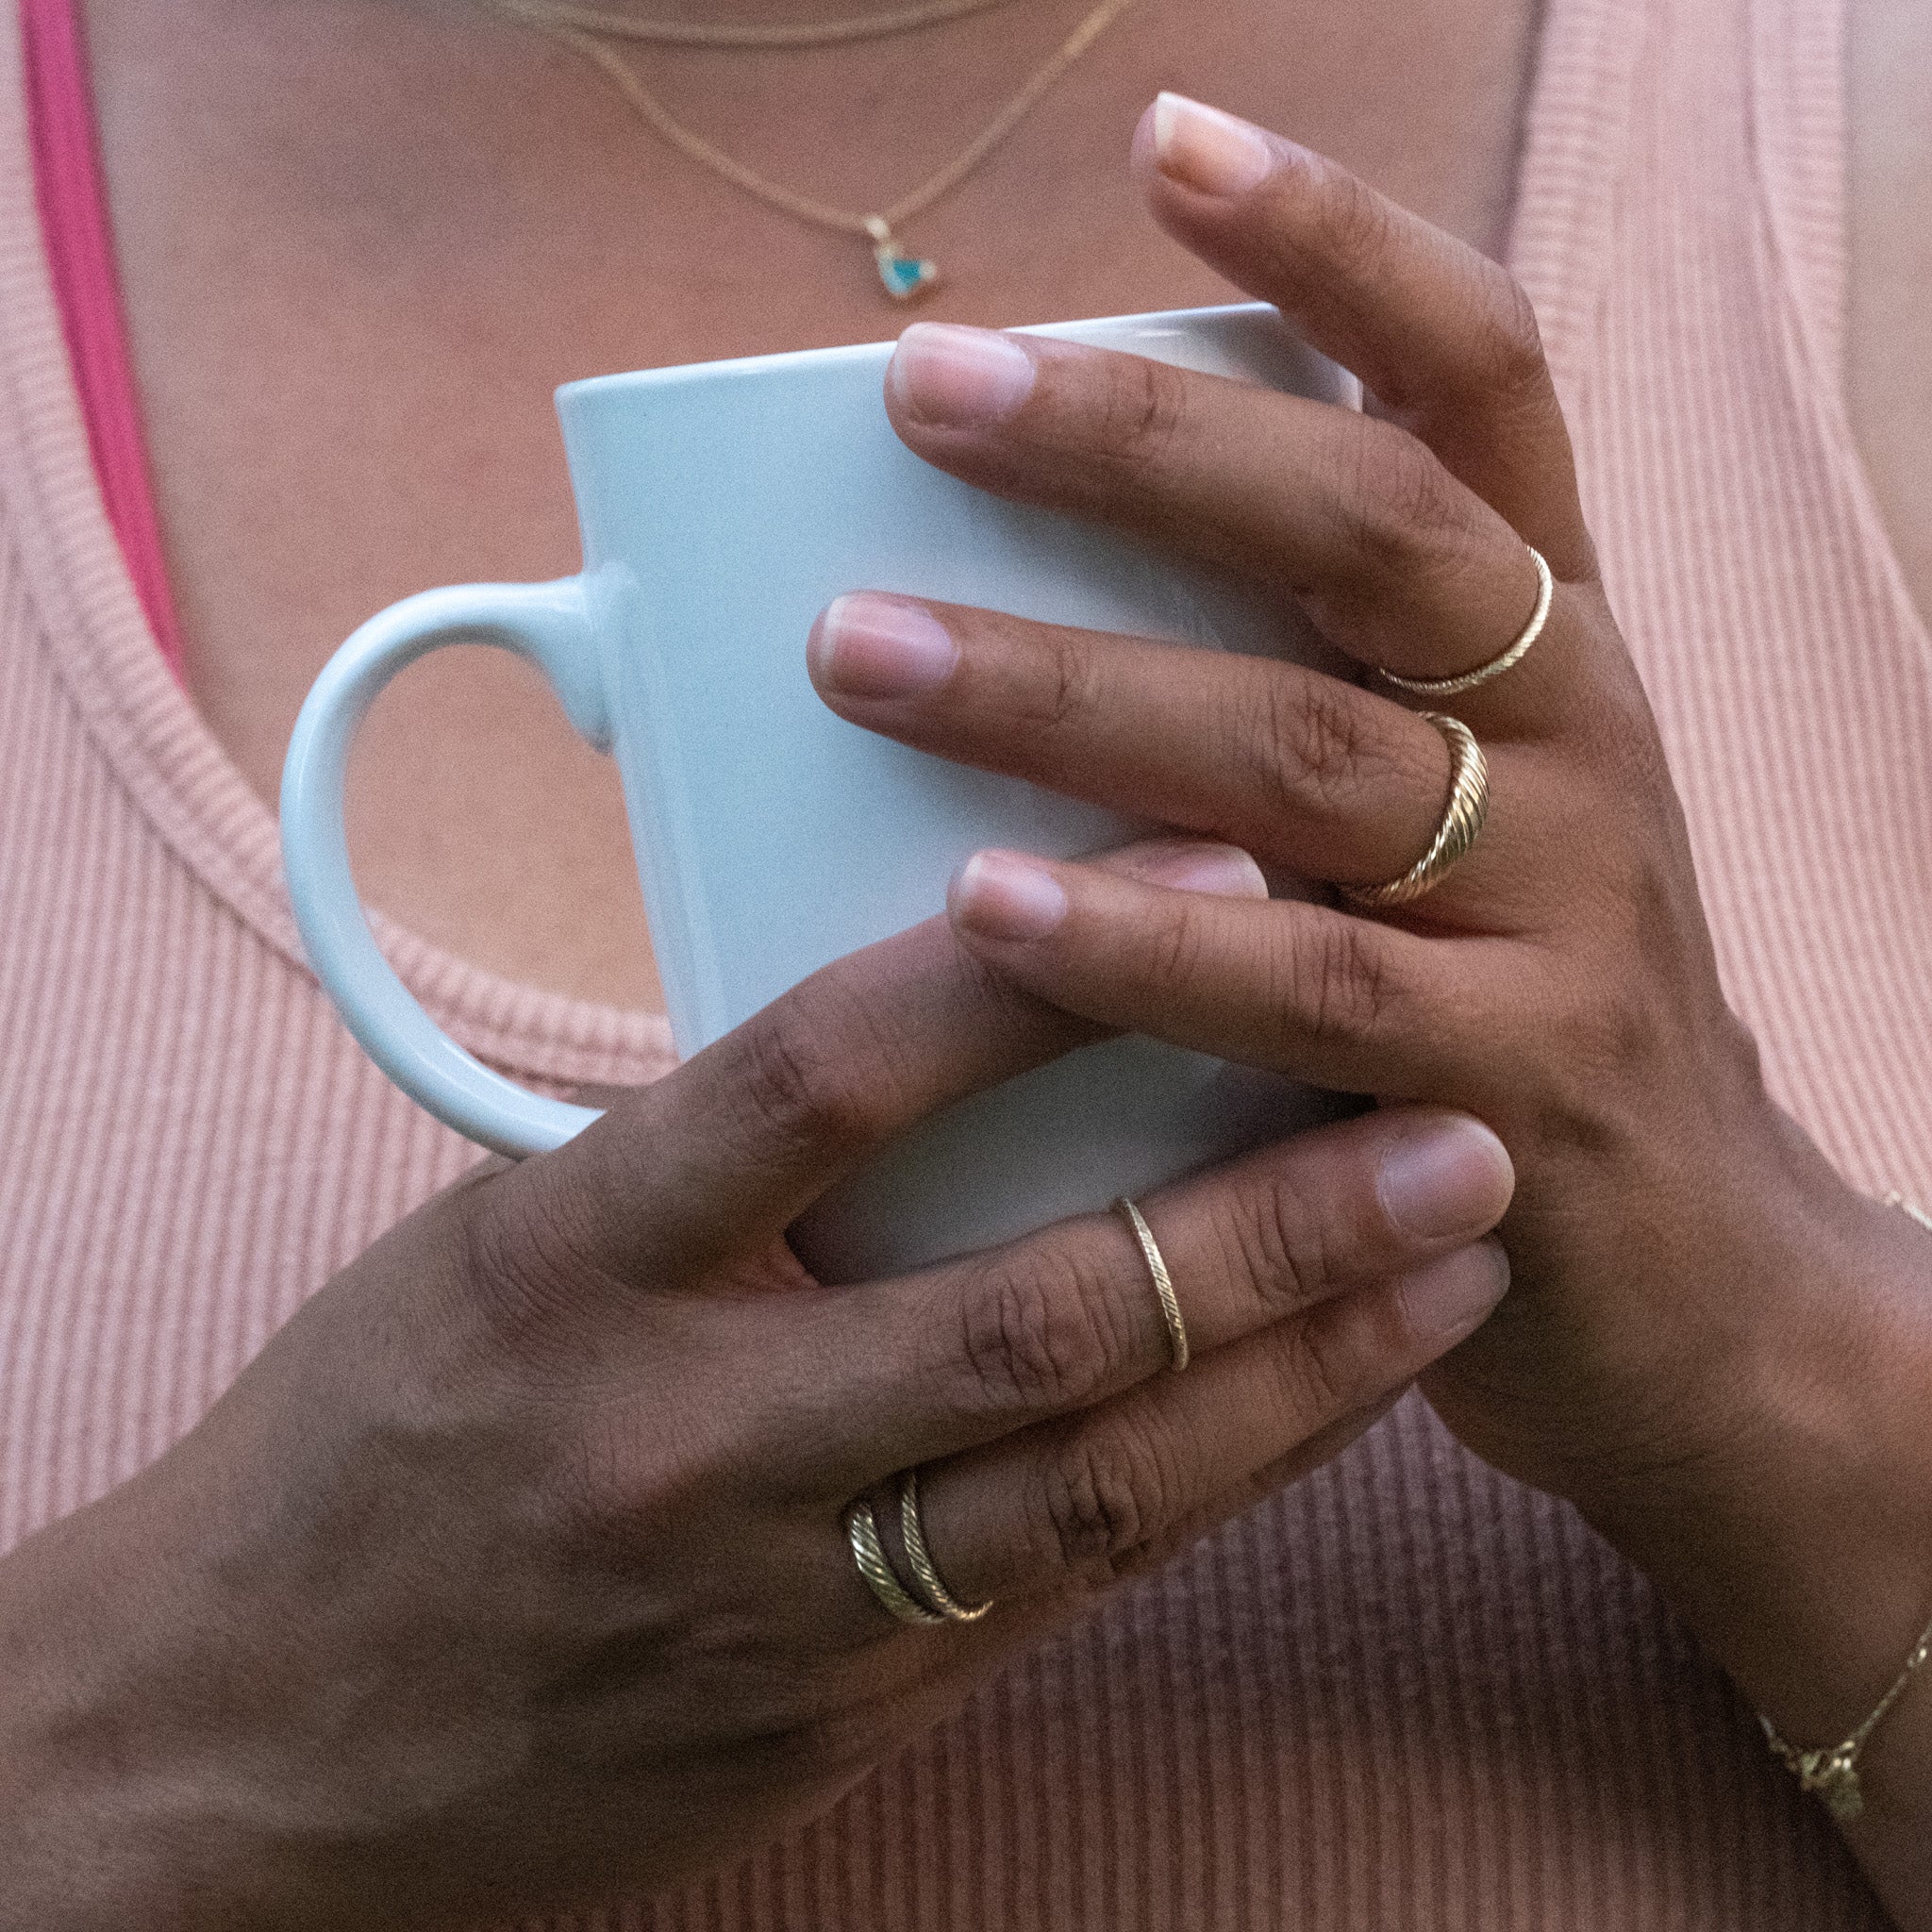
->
[0,0,1923,1924]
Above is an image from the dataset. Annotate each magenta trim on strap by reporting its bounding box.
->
[23,0,185,676]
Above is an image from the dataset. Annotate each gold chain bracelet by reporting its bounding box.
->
[1757,1190,1932,1823]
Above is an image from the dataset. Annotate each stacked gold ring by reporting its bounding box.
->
[1340,713,1490,909]
[844,1499,945,1625]
[1380,546,1554,698]
[898,1470,991,1621]
[845,1475,993,1627]
[848,1197,1198,1628]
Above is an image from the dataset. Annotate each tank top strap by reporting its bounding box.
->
[20,0,183,675]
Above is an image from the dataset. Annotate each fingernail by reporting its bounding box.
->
[1399,1243,1511,1341]
[1140,842,1270,897]
[1151,92,1274,198]
[810,593,958,699]
[889,323,1037,427]
[949,851,1068,941]
[1378,1115,1514,1239]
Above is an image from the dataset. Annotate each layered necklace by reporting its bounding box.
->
[483,0,1142,298]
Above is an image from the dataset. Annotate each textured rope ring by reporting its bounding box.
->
[1340,713,1490,910]
[844,1498,945,1625]
[898,1469,992,1622]
[1380,546,1554,698]
[1113,1196,1190,1373]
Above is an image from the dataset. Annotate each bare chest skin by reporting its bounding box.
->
[86,0,1531,1008]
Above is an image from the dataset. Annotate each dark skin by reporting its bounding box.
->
[0,859,1517,1927]
[804,96,1932,1920]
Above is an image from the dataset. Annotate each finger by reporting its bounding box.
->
[946,849,1489,1093]
[814,1388,1406,1651]
[880,326,1588,737]
[482,843,1263,1290]
[809,591,1471,890]
[774,1103,1512,1495]
[917,1241,1508,1606]
[1134,92,1595,584]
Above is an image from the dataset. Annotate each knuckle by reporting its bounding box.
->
[1035,1417,1180,1579]
[459,1168,627,1357]
[736,1670,908,1788]
[1307,165,1399,272]
[1274,1315,1363,1423]
[731,988,896,1164]
[950,1238,1132,1421]
[1249,672,1387,821]
[1139,891,1217,1002]
[1219,1161,1348,1319]
[1275,916,1403,1051]
[1332,422,1467,581]
[538,1406,724,1569]
[1474,265,1552,399]
[783,1697,902,1785]
[1086,352,1190,475]
[1018,629,1104,735]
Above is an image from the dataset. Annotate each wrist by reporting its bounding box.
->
[0,1506,190,1929]
[0,1476,319,1932]
[1570,1146,1932,1755]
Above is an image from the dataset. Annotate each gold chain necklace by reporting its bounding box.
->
[484,0,1141,298]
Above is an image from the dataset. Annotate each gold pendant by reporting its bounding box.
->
[1797,1747,1865,1823]
[865,217,940,301]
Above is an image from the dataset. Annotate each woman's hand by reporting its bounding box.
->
[807,94,1932,1907]
[0,858,1512,1932]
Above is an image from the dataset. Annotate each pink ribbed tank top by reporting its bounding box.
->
[2,1,1925,1924]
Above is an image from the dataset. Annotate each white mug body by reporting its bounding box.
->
[281,304,1361,1283]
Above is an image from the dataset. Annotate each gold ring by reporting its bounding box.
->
[1380,546,1554,698]
[1113,1196,1190,1372]
[844,1499,945,1625]
[898,1469,991,1623]
[1340,713,1489,909]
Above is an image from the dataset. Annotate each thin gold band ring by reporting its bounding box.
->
[1340,713,1490,910]
[1380,546,1554,698]
[1113,1196,1190,1373]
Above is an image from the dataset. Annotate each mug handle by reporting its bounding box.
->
[279,579,612,1159]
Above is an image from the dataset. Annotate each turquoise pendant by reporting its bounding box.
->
[865,217,940,302]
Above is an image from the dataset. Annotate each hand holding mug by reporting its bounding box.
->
[0,873,1512,1930]
[812,95,1932,1851]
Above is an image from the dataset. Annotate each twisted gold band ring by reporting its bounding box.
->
[1340,713,1490,909]
[844,1498,945,1625]
[899,1469,991,1622]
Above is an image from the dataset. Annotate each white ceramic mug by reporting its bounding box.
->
[280,302,1359,1281]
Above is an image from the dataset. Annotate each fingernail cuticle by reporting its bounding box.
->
[810,594,958,699]
[889,323,1038,427]
[949,851,1069,941]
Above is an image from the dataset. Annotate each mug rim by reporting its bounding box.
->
[553,299,1278,408]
